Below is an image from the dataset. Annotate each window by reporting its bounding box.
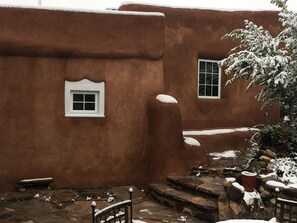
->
[65,79,105,117]
[198,59,221,99]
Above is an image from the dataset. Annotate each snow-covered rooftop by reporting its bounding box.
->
[120,1,280,12]
[0,4,164,17]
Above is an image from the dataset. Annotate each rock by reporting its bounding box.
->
[229,200,241,215]
[260,149,277,159]
[225,182,244,201]
[223,178,236,188]
[259,175,279,185]
[266,163,274,173]
[258,186,265,193]
[260,190,273,200]
[283,184,297,198]
[265,180,286,192]
[259,155,271,162]
[218,193,229,221]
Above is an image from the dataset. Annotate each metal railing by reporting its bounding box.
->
[91,188,133,223]
[275,188,297,223]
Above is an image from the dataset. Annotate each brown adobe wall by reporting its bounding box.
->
[0,56,164,192]
[0,7,164,59]
[0,7,165,192]
[120,4,280,129]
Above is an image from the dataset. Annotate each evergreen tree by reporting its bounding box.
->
[220,0,297,123]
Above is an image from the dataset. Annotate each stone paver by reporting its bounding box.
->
[0,186,201,223]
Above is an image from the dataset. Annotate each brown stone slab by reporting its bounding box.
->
[168,176,204,190]
[196,182,225,197]
[150,184,217,211]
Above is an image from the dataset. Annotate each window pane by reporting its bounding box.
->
[213,86,218,96]
[199,85,205,96]
[213,73,219,85]
[73,102,83,110]
[200,61,205,72]
[199,73,205,84]
[213,63,219,73]
[207,62,212,73]
[85,103,95,111]
[206,85,212,96]
[73,94,83,102]
[85,94,95,102]
[206,73,212,84]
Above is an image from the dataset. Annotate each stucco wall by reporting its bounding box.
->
[0,56,164,192]
[0,7,165,192]
[120,4,280,129]
[0,7,164,59]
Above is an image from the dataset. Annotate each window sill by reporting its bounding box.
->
[198,96,221,99]
[65,114,105,118]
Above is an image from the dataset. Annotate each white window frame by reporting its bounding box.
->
[65,79,105,118]
[198,59,221,99]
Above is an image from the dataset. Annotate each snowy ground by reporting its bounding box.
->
[217,219,277,223]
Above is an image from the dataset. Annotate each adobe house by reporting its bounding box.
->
[0,4,279,192]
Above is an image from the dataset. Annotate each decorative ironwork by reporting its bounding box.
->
[91,188,133,223]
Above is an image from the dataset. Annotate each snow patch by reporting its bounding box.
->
[266,180,286,189]
[156,94,178,104]
[217,220,272,223]
[243,191,261,206]
[272,158,297,184]
[20,177,53,183]
[242,171,257,177]
[184,137,201,147]
[209,150,237,160]
[183,127,258,136]
[225,177,236,183]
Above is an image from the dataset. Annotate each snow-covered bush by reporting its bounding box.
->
[272,157,297,183]
[219,0,297,123]
[258,123,297,155]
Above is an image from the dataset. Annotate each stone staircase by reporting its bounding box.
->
[150,167,242,223]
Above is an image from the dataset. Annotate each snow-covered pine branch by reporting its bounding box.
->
[219,0,297,122]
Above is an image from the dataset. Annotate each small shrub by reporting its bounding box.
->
[257,123,297,156]
[272,157,297,184]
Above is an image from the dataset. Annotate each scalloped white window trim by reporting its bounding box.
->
[65,79,105,118]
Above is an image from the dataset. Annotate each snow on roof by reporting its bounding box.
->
[120,1,280,12]
[156,94,178,104]
[183,127,258,136]
[0,4,164,17]
[184,137,201,147]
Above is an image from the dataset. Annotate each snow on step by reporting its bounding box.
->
[150,183,218,211]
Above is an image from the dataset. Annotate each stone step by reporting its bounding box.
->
[150,183,219,222]
[168,176,225,197]
[191,166,242,178]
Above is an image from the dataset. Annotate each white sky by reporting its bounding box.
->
[0,0,297,12]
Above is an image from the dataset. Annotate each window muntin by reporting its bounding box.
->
[71,91,98,112]
[65,79,105,118]
[198,59,221,99]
